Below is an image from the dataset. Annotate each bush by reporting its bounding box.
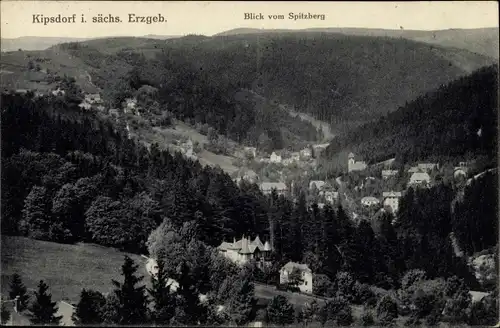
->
[353,282,377,306]
[359,310,375,326]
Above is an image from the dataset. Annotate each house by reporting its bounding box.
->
[51,88,65,96]
[309,180,326,191]
[409,172,431,186]
[84,93,102,104]
[317,203,325,209]
[270,152,282,164]
[244,147,257,158]
[361,196,380,207]
[279,262,313,294]
[78,102,92,110]
[348,152,367,172]
[408,166,421,173]
[323,191,339,204]
[454,162,469,179]
[124,97,137,110]
[260,182,287,196]
[382,191,403,214]
[218,235,272,266]
[381,170,399,179]
[300,147,313,159]
[313,143,330,157]
[291,152,301,161]
[417,163,439,172]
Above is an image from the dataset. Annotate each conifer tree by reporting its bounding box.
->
[0,301,10,325]
[8,273,30,312]
[147,257,175,325]
[266,295,295,326]
[72,289,106,325]
[110,256,149,325]
[29,280,62,325]
[228,278,256,325]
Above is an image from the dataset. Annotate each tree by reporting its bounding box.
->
[72,289,106,325]
[321,296,353,326]
[148,257,176,325]
[375,295,398,326]
[300,300,321,326]
[20,186,51,240]
[110,256,149,325]
[228,279,256,325]
[359,310,375,326]
[9,273,30,312]
[1,301,10,325]
[29,280,62,325]
[288,267,304,288]
[266,295,295,326]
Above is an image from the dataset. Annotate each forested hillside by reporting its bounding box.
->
[2,32,494,145]
[325,65,498,164]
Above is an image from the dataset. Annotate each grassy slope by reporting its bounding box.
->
[1,236,148,304]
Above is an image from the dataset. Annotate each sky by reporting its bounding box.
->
[1,1,498,39]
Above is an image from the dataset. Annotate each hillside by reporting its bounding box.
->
[215,27,500,59]
[324,65,498,165]
[2,33,495,132]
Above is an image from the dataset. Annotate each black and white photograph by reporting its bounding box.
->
[0,1,499,326]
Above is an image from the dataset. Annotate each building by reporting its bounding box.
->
[313,143,330,157]
[454,162,469,179]
[260,182,287,196]
[124,97,137,110]
[84,93,102,104]
[300,147,313,159]
[51,88,65,96]
[348,152,367,172]
[382,191,403,214]
[323,191,339,204]
[78,102,92,110]
[218,235,272,266]
[409,172,431,186]
[309,180,326,191]
[270,152,282,164]
[279,262,313,294]
[408,166,421,173]
[417,163,439,172]
[361,196,380,207]
[381,170,399,179]
[291,152,301,161]
[244,147,257,158]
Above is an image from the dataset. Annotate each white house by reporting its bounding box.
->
[381,170,398,179]
[417,163,439,172]
[300,147,313,159]
[270,152,282,163]
[218,235,272,266]
[324,191,339,204]
[260,182,287,196]
[279,262,313,294]
[382,191,402,214]
[51,88,65,96]
[84,93,102,104]
[361,196,380,207]
[348,153,367,172]
[244,147,257,158]
[409,172,431,186]
[309,180,326,191]
[78,102,92,110]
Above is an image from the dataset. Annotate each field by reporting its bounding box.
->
[1,236,148,304]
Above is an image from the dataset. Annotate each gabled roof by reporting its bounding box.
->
[361,196,380,203]
[383,191,402,198]
[410,172,431,181]
[281,261,312,273]
[260,182,287,191]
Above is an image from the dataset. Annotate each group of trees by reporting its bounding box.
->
[2,273,62,325]
[325,65,498,166]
